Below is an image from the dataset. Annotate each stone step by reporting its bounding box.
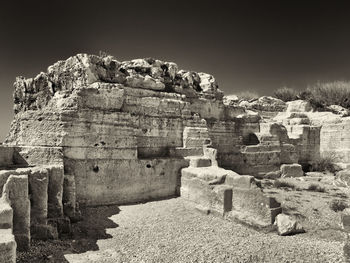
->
[0,199,13,229]
[0,229,16,263]
[185,156,212,168]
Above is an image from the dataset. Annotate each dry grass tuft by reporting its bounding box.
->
[309,153,338,173]
[307,183,326,192]
[273,179,296,189]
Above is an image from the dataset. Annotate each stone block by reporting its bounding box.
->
[29,167,48,227]
[280,164,304,177]
[180,176,213,208]
[212,185,232,214]
[203,147,218,166]
[280,144,298,164]
[0,199,13,229]
[0,229,16,263]
[3,175,30,251]
[48,165,64,218]
[286,100,312,112]
[181,176,232,216]
[63,174,78,220]
[186,156,211,168]
[182,166,231,184]
[0,146,14,167]
[225,174,255,189]
[231,187,281,224]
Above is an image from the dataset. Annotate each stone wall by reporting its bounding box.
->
[318,118,350,166]
[4,54,261,206]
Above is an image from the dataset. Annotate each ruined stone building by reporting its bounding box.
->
[1,54,350,262]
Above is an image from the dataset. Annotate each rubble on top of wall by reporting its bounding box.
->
[13,54,224,113]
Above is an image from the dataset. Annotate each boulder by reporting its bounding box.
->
[286,100,313,112]
[125,74,166,91]
[336,169,350,187]
[327,105,350,117]
[223,95,239,106]
[275,214,305,235]
[198,72,223,99]
[281,164,304,177]
[264,170,281,179]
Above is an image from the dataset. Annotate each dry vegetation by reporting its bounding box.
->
[309,154,338,173]
[273,86,298,102]
[274,81,350,110]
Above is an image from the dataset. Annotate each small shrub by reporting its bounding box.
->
[307,183,326,192]
[273,179,296,189]
[303,81,350,110]
[329,199,349,212]
[236,91,259,101]
[273,87,298,102]
[309,153,338,173]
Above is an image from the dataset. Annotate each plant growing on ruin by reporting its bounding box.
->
[309,153,338,173]
[273,86,298,102]
[329,199,349,212]
[273,179,296,189]
[302,81,350,110]
[307,183,326,193]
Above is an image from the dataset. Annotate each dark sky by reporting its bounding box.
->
[1,1,350,141]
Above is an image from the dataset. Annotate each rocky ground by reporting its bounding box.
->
[17,177,347,263]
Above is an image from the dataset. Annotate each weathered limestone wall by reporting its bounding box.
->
[274,100,350,167]
[5,54,258,206]
[318,119,350,165]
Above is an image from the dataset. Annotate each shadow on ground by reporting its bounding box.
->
[17,205,121,263]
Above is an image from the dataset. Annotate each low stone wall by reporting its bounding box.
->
[65,158,189,206]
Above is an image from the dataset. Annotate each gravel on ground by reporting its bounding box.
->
[61,198,344,263]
